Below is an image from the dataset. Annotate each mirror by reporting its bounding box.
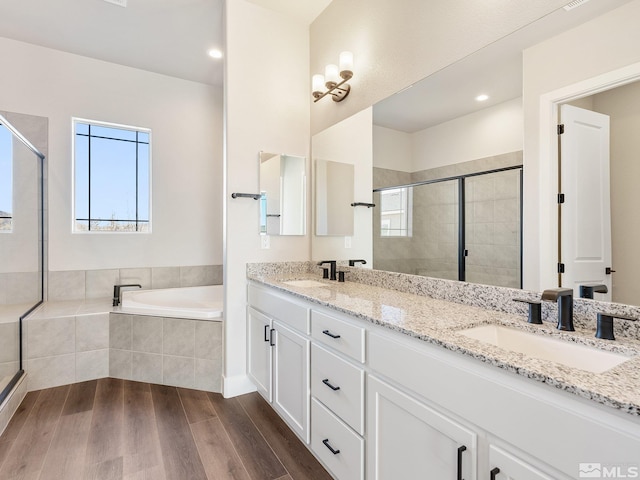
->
[315,159,354,236]
[259,152,306,236]
[311,0,637,301]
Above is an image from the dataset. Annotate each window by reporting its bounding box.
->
[73,119,151,232]
[0,123,12,232]
[380,187,412,237]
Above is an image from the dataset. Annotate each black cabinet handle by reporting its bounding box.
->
[322,379,341,391]
[322,329,341,339]
[269,328,275,346]
[322,439,340,455]
[264,324,270,342]
[457,445,467,480]
[490,467,500,480]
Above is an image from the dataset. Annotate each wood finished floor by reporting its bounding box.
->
[0,378,333,480]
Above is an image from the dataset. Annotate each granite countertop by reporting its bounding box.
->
[248,272,640,416]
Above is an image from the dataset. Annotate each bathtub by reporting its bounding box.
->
[120,285,223,320]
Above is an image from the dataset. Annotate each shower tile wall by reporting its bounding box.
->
[465,169,521,288]
[373,151,522,288]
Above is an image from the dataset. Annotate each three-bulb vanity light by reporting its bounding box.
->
[312,51,354,103]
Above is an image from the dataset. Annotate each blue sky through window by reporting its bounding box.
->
[74,120,150,232]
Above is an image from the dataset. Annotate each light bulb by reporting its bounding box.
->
[312,74,325,98]
[325,64,339,88]
[339,51,353,79]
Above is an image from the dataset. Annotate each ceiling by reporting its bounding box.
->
[0,0,330,87]
[373,0,633,133]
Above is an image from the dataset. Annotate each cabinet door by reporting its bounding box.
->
[489,445,559,480]
[273,320,310,443]
[247,307,272,402]
[367,375,477,480]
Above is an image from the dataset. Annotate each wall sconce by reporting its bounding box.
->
[312,51,354,103]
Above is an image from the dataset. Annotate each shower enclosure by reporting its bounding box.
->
[0,112,46,405]
[373,166,522,289]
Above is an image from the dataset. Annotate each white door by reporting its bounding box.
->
[488,445,563,480]
[560,104,612,301]
[367,375,477,480]
[247,307,272,401]
[272,320,310,443]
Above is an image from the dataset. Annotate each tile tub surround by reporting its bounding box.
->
[109,313,222,392]
[47,264,223,301]
[20,298,223,393]
[247,264,640,415]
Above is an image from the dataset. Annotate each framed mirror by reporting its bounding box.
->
[259,152,306,236]
[315,159,354,236]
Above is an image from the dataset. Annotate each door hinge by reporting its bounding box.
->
[558,193,565,204]
[557,124,565,135]
[558,263,565,274]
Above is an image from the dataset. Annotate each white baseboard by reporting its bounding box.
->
[222,374,257,398]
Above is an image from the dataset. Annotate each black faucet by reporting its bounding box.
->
[113,284,142,306]
[595,312,637,340]
[579,284,608,299]
[348,259,367,267]
[541,288,574,331]
[317,261,337,281]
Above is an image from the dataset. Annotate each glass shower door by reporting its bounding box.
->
[0,113,45,403]
[374,180,460,280]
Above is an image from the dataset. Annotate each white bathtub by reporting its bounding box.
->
[120,285,223,320]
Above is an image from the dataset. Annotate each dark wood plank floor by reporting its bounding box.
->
[0,379,333,480]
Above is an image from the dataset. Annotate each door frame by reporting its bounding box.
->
[537,61,640,290]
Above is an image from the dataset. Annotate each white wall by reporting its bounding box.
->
[523,0,640,291]
[411,98,523,171]
[224,0,310,396]
[0,37,223,272]
[372,125,412,172]
[312,108,373,264]
[310,0,567,135]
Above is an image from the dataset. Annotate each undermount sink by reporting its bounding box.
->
[282,279,328,288]
[458,324,632,374]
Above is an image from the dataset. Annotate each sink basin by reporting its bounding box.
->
[458,324,631,374]
[282,279,328,288]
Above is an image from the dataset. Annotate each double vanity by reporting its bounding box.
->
[246,262,640,480]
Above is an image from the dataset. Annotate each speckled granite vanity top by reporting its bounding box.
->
[248,271,640,416]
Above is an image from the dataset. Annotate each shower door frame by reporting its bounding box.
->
[0,113,45,406]
[374,164,524,288]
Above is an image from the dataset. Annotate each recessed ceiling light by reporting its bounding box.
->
[208,49,223,59]
[476,94,489,102]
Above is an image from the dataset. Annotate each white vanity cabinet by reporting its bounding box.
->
[246,281,640,480]
[488,445,557,480]
[367,375,476,480]
[247,284,310,443]
[310,310,366,480]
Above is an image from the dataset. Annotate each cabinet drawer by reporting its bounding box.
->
[311,310,365,362]
[311,398,364,480]
[248,284,309,333]
[311,343,365,435]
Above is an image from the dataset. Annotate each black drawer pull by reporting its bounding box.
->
[269,328,275,346]
[264,324,270,342]
[322,329,341,339]
[490,467,500,480]
[457,445,467,480]
[322,379,341,391]
[322,439,340,455]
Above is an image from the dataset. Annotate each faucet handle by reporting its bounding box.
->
[513,298,543,324]
[595,312,637,340]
